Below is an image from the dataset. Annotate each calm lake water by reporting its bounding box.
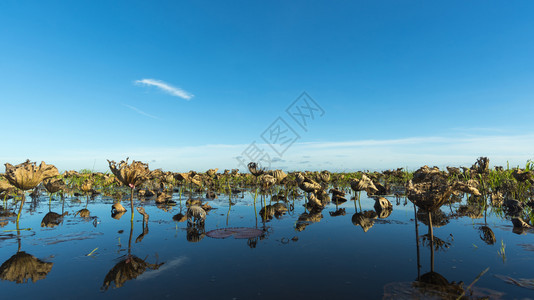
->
[0,191,533,299]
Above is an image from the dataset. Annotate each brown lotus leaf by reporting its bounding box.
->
[102,255,163,290]
[4,160,59,191]
[412,166,445,184]
[0,251,53,283]
[452,180,481,196]
[80,179,93,193]
[406,180,452,212]
[512,169,534,183]
[107,159,150,188]
[267,170,287,183]
[258,174,276,188]
[112,202,127,213]
[318,170,331,183]
[0,178,14,193]
[43,178,65,194]
[248,162,265,177]
[350,174,378,193]
[206,168,218,177]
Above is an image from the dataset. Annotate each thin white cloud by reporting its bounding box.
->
[135,78,193,100]
[122,103,159,120]
[6,133,534,172]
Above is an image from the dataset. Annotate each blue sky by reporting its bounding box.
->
[1,1,533,172]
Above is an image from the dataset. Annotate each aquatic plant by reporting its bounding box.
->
[4,160,59,191]
[107,159,150,222]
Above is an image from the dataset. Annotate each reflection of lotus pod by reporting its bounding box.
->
[186,225,206,243]
[479,226,496,245]
[414,271,465,298]
[4,160,59,191]
[43,178,65,194]
[107,159,150,188]
[102,255,163,290]
[0,251,53,283]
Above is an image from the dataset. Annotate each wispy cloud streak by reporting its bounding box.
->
[135,78,193,100]
[122,103,159,119]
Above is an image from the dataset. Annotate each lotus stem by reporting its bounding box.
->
[413,203,421,280]
[16,194,25,224]
[130,187,134,222]
[428,210,434,272]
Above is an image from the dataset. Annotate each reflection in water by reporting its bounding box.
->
[102,219,164,290]
[0,251,53,284]
[0,228,53,284]
[101,255,163,290]
[41,212,68,228]
[296,209,323,232]
[351,211,377,232]
[186,224,206,243]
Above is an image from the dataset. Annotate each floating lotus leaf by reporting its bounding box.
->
[102,255,163,290]
[107,159,150,188]
[43,177,65,194]
[4,160,59,191]
[206,227,264,239]
[0,252,53,283]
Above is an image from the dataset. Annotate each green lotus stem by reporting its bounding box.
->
[130,187,135,222]
[16,194,25,224]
